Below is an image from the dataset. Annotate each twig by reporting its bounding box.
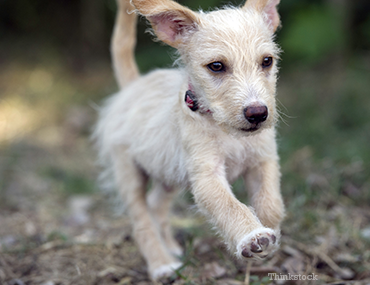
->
[283,236,352,278]
[244,261,252,285]
[316,251,343,274]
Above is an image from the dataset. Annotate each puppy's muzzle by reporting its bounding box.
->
[244,105,268,124]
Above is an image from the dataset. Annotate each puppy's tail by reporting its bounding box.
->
[111,0,139,89]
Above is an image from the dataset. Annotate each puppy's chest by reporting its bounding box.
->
[222,139,260,182]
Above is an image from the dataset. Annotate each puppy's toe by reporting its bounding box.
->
[237,228,279,260]
[151,261,182,281]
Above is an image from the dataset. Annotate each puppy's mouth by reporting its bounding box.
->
[241,127,259,132]
[240,123,261,133]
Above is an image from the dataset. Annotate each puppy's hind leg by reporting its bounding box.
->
[112,147,181,280]
[147,181,183,257]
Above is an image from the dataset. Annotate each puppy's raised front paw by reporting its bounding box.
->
[237,228,279,260]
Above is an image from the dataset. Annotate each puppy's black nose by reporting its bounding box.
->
[244,105,268,124]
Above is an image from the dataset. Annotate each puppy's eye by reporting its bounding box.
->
[262,56,273,68]
[207,62,225,73]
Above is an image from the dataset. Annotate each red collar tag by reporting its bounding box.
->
[185,90,198,111]
[185,81,212,114]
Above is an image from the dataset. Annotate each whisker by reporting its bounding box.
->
[276,98,295,127]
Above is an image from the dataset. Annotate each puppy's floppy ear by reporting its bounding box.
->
[132,0,200,48]
[243,0,281,32]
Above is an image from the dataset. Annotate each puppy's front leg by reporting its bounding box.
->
[189,153,279,260]
[244,159,285,231]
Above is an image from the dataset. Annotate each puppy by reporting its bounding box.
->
[94,0,285,280]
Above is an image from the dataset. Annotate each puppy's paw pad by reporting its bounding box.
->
[237,228,279,260]
[151,262,182,281]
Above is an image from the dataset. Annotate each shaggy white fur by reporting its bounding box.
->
[94,0,285,280]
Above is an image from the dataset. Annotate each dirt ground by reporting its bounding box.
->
[1,129,370,285]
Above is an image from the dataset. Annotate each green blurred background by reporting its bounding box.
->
[0,0,370,268]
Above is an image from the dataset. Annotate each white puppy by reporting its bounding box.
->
[94,0,285,280]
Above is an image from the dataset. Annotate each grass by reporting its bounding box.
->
[41,167,97,196]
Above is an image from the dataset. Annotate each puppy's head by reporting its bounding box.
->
[133,0,281,136]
